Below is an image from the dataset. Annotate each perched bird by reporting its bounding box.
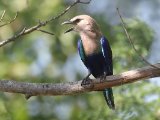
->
[62,15,115,110]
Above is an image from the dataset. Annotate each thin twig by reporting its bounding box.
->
[37,29,54,35]
[0,63,159,96]
[0,0,91,47]
[0,10,6,22]
[0,12,18,27]
[117,8,160,69]
[78,0,92,4]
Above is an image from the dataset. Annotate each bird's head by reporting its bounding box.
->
[62,15,102,38]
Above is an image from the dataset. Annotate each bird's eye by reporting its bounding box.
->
[74,19,81,23]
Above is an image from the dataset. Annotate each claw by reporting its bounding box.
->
[81,77,94,89]
[81,77,92,86]
[100,72,107,82]
[81,72,91,86]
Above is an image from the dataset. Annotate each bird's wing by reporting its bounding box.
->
[78,39,87,64]
[100,36,113,75]
[100,36,115,109]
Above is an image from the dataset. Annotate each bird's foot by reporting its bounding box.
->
[81,76,92,86]
[81,72,91,86]
[81,77,94,89]
[81,72,94,88]
[100,73,107,82]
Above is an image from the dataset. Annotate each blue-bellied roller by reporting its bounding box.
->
[62,15,115,110]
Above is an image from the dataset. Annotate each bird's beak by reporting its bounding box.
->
[61,20,74,33]
[61,20,73,25]
[64,27,74,34]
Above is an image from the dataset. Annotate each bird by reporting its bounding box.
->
[62,15,115,110]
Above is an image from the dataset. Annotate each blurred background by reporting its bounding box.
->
[0,0,160,120]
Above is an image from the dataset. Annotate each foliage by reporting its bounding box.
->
[0,0,158,120]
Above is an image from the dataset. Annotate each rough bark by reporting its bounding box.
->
[0,63,159,97]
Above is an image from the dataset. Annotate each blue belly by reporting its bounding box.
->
[85,53,106,78]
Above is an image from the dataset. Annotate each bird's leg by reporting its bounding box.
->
[100,72,107,82]
[81,71,92,86]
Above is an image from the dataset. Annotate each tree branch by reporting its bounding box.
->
[117,8,160,69]
[0,12,18,27]
[0,0,91,47]
[36,29,55,36]
[0,10,6,22]
[0,63,159,97]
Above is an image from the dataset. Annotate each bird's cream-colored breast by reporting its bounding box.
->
[81,35,101,55]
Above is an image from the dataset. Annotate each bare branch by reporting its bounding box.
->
[78,0,92,4]
[0,63,159,97]
[0,10,6,22]
[0,0,91,47]
[37,29,54,35]
[117,8,160,69]
[0,12,18,27]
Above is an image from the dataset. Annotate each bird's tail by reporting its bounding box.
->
[103,88,115,110]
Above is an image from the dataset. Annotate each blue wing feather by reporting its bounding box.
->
[78,39,89,68]
[78,39,85,62]
[100,36,115,110]
[100,36,113,75]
